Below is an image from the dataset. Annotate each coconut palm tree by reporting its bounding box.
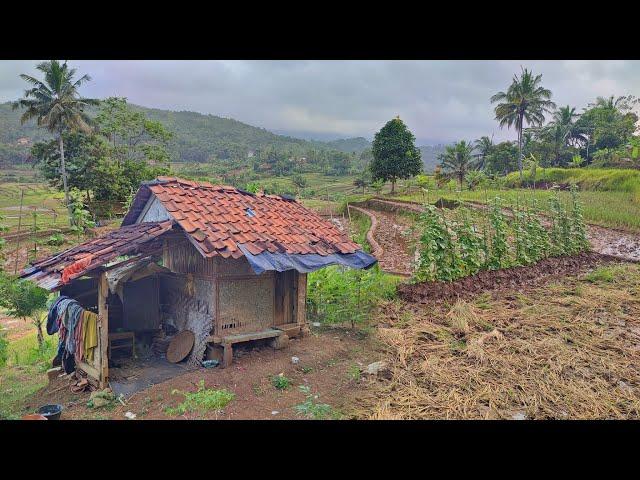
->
[439,140,478,189]
[474,135,493,169]
[12,60,99,220]
[491,68,555,179]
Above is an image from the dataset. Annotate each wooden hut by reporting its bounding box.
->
[21,177,376,390]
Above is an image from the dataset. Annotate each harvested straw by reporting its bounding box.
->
[353,263,640,419]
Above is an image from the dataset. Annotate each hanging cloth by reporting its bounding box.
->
[83,311,99,363]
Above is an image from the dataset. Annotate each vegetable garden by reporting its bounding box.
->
[413,185,590,283]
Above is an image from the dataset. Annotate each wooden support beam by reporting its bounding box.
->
[98,272,109,388]
[297,273,308,335]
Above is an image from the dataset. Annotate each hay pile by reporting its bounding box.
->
[354,263,640,419]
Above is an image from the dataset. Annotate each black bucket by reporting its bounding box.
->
[37,404,63,420]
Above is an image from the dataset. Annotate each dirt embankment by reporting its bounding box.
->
[397,252,617,304]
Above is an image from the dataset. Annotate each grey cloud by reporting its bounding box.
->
[1,60,638,145]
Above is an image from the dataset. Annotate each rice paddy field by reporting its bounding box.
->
[394,188,640,232]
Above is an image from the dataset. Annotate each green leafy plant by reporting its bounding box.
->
[569,184,589,254]
[0,274,48,348]
[68,188,96,238]
[548,191,572,256]
[414,204,460,282]
[166,380,234,416]
[307,265,398,329]
[486,197,509,270]
[46,233,65,246]
[271,373,292,390]
[524,198,550,262]
[294,385,336,419]
[453,208,484,276]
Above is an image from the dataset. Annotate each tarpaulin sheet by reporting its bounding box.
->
[238,244,377,275]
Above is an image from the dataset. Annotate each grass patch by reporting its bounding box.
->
[294,385,338,419]
[165,380,235,416]
[0,329,57,419]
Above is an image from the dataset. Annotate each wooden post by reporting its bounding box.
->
[98,272,109,388]
[297,273,308,336]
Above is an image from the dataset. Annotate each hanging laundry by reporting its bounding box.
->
[83,311,99,363]
[74,310,85,363]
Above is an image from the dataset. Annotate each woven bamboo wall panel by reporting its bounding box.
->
[217,276,274,335]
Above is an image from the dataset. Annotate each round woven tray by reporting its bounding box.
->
[166,330,195,363]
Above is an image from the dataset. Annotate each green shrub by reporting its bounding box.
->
[307,265,399,329]
[414,205,460,282]
[46,233,65,246]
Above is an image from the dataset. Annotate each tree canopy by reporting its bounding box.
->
[370,117,422,193]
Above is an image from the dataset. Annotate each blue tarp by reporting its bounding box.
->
[238,244,378,275]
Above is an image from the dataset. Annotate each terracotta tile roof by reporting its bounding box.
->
[21,221,174,290]
[123,177,361,259]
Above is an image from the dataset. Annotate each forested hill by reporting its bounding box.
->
[0,101,444,171]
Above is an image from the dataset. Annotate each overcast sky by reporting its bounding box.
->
[1,60,638,145]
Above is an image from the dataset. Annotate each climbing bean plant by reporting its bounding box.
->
[413,187,589,283]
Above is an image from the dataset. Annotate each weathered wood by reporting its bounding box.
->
[297,273,307,328]
[98,272,109,388]
[222,344,233,368]
[275,323,301,338]
[77,361,100,381]
[207,328,281,346]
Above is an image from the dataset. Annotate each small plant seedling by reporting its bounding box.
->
[294,385,336,419]
[348,364,361,382]
[271,373,292,390]
[301,366,313,374]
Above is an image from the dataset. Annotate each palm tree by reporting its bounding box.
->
[474,135,493,169]
[491,68,555,179]
[538,106,585,165]
[12,60,99,220]
[439,140,478,189]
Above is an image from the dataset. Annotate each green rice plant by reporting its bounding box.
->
[486,197,509,270]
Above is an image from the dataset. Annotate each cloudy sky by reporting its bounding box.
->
[1,60,637,145]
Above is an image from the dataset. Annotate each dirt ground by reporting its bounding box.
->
[23,328,381,420]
